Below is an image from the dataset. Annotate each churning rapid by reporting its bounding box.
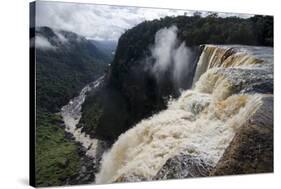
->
[61,76,104,157]
[95,44,273,183]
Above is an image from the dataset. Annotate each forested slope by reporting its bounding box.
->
[33,27,108,186]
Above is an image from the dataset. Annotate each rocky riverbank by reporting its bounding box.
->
[62,131,96,185]
[59,76,111,185]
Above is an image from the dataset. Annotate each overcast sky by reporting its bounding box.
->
[35,1,254,41]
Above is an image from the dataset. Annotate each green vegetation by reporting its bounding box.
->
[35,111,80,186]
[36,27,108,112]
[79,95,103,137]
[114,15,273,66]
[34,27,108,186]
[80,87,130,141]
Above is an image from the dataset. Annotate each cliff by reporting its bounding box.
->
[80,15,273,141]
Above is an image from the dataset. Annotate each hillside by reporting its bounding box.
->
[35,26,108,112]
[33,27,108,186]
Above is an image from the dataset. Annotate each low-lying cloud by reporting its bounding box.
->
[35,36,56,50]
[54,30,68,43]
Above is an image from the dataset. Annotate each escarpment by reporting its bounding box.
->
[80,15,273,142]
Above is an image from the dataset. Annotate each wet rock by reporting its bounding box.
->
[114,174,147,183]
[67,153,96,185]
[154,154,213,180]
[67,139,111,185]
[211,95,273,176]
[61,126,98,185]
[81,166,87,173]
[223,67,273,95]
[76,143,87,156]
[64,131,75,141]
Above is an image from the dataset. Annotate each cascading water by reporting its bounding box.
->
[95,45,273,183]
[192,45,273,87]
[61,76,104,157]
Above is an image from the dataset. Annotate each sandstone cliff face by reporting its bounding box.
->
[212,95,273,175]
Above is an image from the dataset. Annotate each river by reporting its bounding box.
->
[60,76,104,158]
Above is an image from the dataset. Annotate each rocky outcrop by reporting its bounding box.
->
[113,155,213,182]
[211,95,273,175]
[154,154,213,180]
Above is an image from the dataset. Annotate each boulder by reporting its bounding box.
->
[154,154,213,180]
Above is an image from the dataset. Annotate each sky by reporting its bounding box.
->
[35,1,254,41]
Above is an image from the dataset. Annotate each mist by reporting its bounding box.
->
[54,30,68,43]
[150,25,194,89]
[151,25,178,75]
[34,36,56,50]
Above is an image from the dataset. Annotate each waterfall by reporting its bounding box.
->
[192,45,271,87]
[95,45,273,183]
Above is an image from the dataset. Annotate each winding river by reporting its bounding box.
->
[60,76,104,158]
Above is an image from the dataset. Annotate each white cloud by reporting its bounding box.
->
[35,36,56,50]
[35,1,254,41]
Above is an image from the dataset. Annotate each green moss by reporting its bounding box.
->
[35,111,80,187]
